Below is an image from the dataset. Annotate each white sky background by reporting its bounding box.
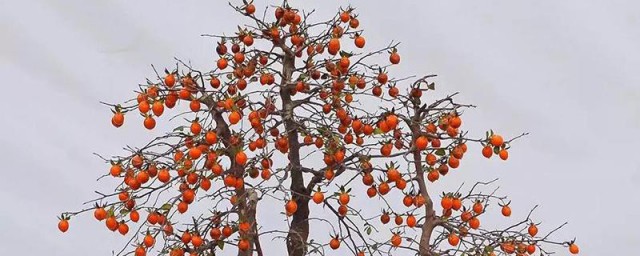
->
[1,0,639,255]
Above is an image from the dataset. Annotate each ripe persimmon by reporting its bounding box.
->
[209,227,221,239]
[482,145,493,158]
[367,186,377,197]
[328,38,340,55]
[396,178,407,190]
[448,156,460,168]
[229,111,241,124]
[473,201,483,214]
[469,217,480,229]
[110,164,122,177]
[261,168,271,180]
[415,136,428,150]
[190,121,202,135]
[501,205,512,217]
[129,210,140,222]
[350,18,359,28]
[222,225,233,237]
[406,214,417,227]
[106,216,118,231]
[425,153,437,166]
[324,168,335,180]
[94,207,107,221]
[389,52,400,64]
[390,233,402,247]
[452,197,462,211]
[143,116,156,130]
[217,58,228,70]
[191,234,203,247]
[378,182,390,195]
[134,245,146,256]
[449,115,462,128]
[569,243,579,254]
[200,177,211,191]
[238,239,250,251]
[377,72,388,84]
[152,101,164,116]
[138,101,150,113]
[58,218,69,232]
[235,151,248,165]
[350,34,365,49]
[338,204,348,216]
[157,168,170,183]
[312,190,324,204]
[143,233,154,247]
[245,4,255,15]
[285,200,298,216]
[388,86,399,97]
[118,221,129,235]
[490,134,504,147]
[112,112,124,127]
[499,149,509,160]
[461,211,472,222]
[339,192,350,205]
[164,73,176,87]
[380,212,390,224]
[329,237,341,249]
[402,195,414,207]
[176,201,190,214]
[394,215,403,225]
[387,168,401,182]
[448,233,459,246]
[427,170,439,182]
[182,189,195,204]
[528,223,538,237]
[441,196,453,210]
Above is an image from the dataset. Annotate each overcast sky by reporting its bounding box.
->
[1,0,639,255]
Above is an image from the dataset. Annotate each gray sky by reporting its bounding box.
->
[1,0,639,255]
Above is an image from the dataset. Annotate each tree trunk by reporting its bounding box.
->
[419,215,437,256]
[201,96,263,256]
[279,49,310,256]
[411,112,437,256]
[237,189,259,256]
[286,196,310,256]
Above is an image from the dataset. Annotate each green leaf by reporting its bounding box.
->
[427,82,435,90]
[217,240,225,249]
[173,126,185,132]
[161,203,172,211]
[366,226,372,235]
[435,148,446,156]
[373,128,382,135]
[484,246,494,252]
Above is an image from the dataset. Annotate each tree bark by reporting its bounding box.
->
[279,50,310,256]
[201,96,262,256]
[410,107,437,256]
[237,189,259,256]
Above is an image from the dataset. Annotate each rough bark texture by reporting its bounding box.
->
[237,189,259,256]
[411,105,437,256]
[202,96,262,256]
[279,50,310,256]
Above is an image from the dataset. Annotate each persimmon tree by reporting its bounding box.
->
[58,1,579,256]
